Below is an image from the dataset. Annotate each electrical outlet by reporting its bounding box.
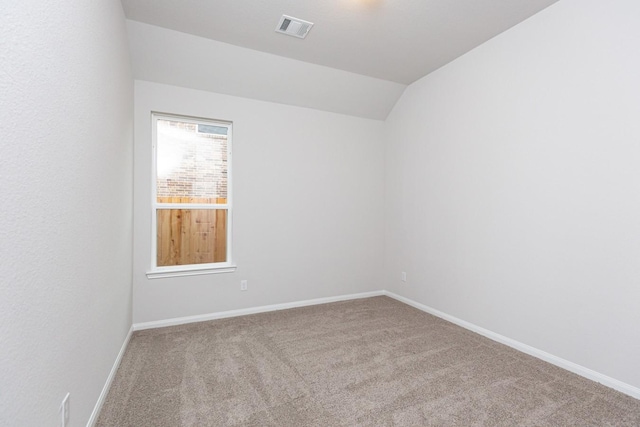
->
[240,280,248,291]
[401,272,407,282]
[60,393,70,427]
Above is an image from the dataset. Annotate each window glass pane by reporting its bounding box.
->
[197,124,228,135]
[156,119,228,203]
[156,209,227,266]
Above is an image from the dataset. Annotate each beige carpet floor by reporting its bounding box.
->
[96,296,640,426]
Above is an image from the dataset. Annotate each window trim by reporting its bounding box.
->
[147,112,235,279]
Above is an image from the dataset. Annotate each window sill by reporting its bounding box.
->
[146,265,237,279]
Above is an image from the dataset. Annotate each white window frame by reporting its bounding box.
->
[146,112,235,279]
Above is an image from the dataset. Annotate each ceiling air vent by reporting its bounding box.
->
[275,15,314,39]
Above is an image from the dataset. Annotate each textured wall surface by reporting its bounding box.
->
[384,0,640,390]
[133,81,385,323]
[0,1,133,425]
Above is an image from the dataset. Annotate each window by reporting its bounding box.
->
[148,113,234,278]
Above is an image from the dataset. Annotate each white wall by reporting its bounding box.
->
[384,0,640,389]
[133,81,385,323]
[0,1,133,426]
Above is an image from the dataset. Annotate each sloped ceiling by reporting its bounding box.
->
[123,0,560,119]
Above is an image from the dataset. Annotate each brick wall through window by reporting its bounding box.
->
[156,120,228,200]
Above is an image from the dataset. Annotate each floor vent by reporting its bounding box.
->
[275,15,314,39]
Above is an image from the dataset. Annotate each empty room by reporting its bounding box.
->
[2,0,640,426]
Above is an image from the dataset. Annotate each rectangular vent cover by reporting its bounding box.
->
[275,15,313,39]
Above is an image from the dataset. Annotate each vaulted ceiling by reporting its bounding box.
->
[122,0,560,119]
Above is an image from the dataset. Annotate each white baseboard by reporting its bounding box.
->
[132,290,386,331]
[86,326,133,427]
[383,290,640,400]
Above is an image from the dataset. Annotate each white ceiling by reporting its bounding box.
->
[126,21,406,120]
[122,0,559,85]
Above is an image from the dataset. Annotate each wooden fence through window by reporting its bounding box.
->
[156,197,227,266]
